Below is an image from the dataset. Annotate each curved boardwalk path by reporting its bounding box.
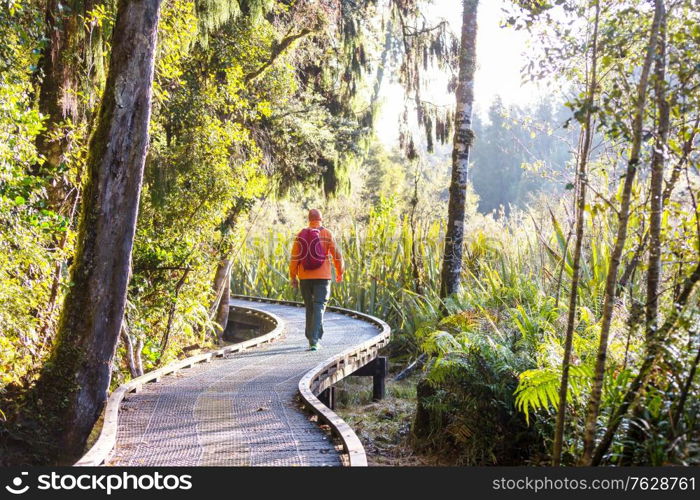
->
[104,298,385,466]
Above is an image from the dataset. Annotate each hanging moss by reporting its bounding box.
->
[195,0,236,45]
[388,0,460,159]
[321,156,354,198]
[424,114,433,153]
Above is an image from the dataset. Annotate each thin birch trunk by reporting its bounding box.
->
[211,257,232,340]
[580,0,664,465]
[135,338,144,377]
[645,4,669,335]
[120,323,143,378]
[439,0,478,298]
[619,5,669,464]
[552,0,600,467]
[120,325,137,378]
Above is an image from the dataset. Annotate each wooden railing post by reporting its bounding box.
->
[318,386,336,410]
[350,356,388,401]
[372,357,387,401]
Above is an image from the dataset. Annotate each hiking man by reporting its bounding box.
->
[289,209,344,351]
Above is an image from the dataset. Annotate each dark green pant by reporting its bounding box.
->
[299,279,331,345]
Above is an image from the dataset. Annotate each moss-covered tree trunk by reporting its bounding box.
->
[439,0,478,298]
[36,0,163,462]
[36,0,104,209]
[36,0,81,179]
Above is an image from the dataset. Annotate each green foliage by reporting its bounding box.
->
[0,0,67,388]
[413,323,544,465]
[1,0,381,394]
[515,365,592,424]
[1,0,699,469]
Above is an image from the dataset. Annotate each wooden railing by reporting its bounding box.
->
[76,295,390,467]
[75,305,285,466]
[229,296,391,466]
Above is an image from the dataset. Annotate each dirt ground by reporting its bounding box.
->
[334,376,449,466]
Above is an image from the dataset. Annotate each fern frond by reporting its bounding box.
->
[514,365,592,424]
[421,330,463,356]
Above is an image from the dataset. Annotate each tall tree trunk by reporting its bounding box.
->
[552,0,600,467]
[36,0,103,211]
[645,6,669,336]
[35,0,162,463]
[580,0,664,465]
[439,0,478,299]
[36,0,80,177]
[620,4,669,464]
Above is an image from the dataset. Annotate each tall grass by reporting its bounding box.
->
[229,197,606,360]
[231,190,699,464]
[230,203,447,356]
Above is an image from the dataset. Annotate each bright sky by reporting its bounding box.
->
[376,0,546,147]
[468,0,541,108]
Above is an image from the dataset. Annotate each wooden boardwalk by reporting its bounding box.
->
[96,297,388,466]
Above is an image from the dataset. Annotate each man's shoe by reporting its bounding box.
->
[310,344,318,351]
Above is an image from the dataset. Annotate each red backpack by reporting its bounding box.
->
[297,227,326,270]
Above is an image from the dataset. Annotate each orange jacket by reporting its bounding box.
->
[289,220,344,281]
